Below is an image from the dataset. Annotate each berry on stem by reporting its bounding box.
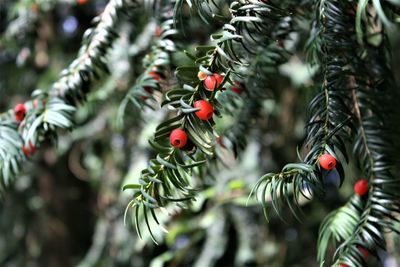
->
[354,179,369,196]
[194,100,214,121]
[148,71,161,81]
[214,73,223,86]
[170,129,188,148]
[319,153,337,170]
[14,103,27,122]
[154,26,161,37]
[204,73,224,91]
[231,87,242,94]
[231,81,244,94]
[29,141,36,154]
[77,0,89,5]
[197,71,207,81]
[204,75,217,91]
[22,146,30,157]
[357,246,369,259]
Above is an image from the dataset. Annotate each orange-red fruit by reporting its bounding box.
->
[354,179,369,196]
[204,75,217,91]
[319,153,336,170]
[358,246,369,259]
[29,141,36,154]
[77,0,88,5]
[170,129,188,148]
[148,71,161,81]
[14,103,27,122]
[231,81,244,94]
[214,73,223,86]
[339,264,348,267]
[231,86,243,94]
[204,73,223,91]
[22,146,30,157]
[194,100,214,121]
[197,71,207,81]
[154,26,161,37]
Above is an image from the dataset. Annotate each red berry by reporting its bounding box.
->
[154,26,161,37]
[170,129,188,148]
[354,179,369,196]
[148,71,161,81]
[77,0,88,4]
[14,103,27,122]
[319,153,337,170]
[204,75,217,91]
[22,146,30,157]
[204,73,223,91]
[29,141,36,154]
[194,100,214,121]
[197,71,207,81]
[357,246,369,259]
[231,86,243,94]
[231,81,244,94]
[339,264,348,267]
[214,73,224,86]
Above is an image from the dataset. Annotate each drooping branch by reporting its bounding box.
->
[123,0,292,240]
[0,0,139,192]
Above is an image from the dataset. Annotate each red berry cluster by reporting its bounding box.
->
[319,154,370,195]
[169,99,214,149]
[318,154,371,266]
[14,103,40,156]
[203,73,224,91]
[169,71,221,149]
